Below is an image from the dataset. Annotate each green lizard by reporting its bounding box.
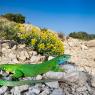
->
[0,54,71,86]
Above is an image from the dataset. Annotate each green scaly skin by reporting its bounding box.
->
[0,54,71,86]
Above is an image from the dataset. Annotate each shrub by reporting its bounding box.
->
[0,17,19,40]
[57,32,65,41]
[69,32,95,40]
[1,13,25,23]
[17,24,64,55]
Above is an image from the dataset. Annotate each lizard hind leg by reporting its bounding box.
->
[11,70,24,79]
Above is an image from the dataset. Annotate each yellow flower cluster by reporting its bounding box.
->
[38,43,45,49]
[17,23,64,55]
[31,39,37,46]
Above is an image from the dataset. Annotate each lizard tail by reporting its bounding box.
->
[0,79,61,86]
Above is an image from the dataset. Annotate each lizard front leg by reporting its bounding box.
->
[11,70,24,79]
[52,65,64,72]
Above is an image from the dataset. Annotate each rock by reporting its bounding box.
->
[32,51,37,56]
[11,45,17,50]
[81,44,88,50]
[12,58,19,63]
[36,75,42,80]
[11,85,29,95]
[63,72,80,82]
[30,55,40,63]
[0,86,8,94]
[76,86,87,92]
[44,71,64,79]
[48,56,55,60]
[17,44,26,48]
[64,71,88,84]
[25,51,30,59]
[51,88,64,95]
[39,88,50,95]
[25,92,36,95]
[45,81,59,88]
[28,87,41,94]
[2,48,9,53]
[86,40,95,47]
[2,43,10,49]
[8,52,19,63]
[77,72,88,86]
[62,64,78,73]
[91,76,95,87]
[17,50,29,61]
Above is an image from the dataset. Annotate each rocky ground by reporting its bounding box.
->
[64,38,95,76]
[0,38,95,95]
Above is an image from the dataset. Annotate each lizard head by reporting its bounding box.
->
[56,54,71,65]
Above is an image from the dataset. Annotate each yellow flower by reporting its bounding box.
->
[38,43,45,49]
[41,33,47,40]
[31,39,37,45]
[47,44,53,49]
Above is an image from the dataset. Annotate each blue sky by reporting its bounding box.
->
[0,0,95,35]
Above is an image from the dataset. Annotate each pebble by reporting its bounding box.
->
[29,87,41,94]
[48,56,55,60]
[91,76,95,87]
[50,88,64,95]
[45,81,59,89]
[11,85,29,95]
[36,75,42,80]
[39,88,50,95]
[44,71,64,79]
[0,86,8,94]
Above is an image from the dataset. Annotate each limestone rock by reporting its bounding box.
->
[45,81,59,88]
[36,75,42,80]
[86,40,95,47]
[11,85,29,95]
[91,76,95,87]
[48,56,55,60]
[0,86,8,95]
[16,50,29,61]
[51,88,64,95]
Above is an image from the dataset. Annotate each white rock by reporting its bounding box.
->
[2,43,10,49]
[12,45,17,50]
[8,52,16,58]
[76,86,87,92]
[17,44,26,48]
[86,40,95,47]
[48,56,55,60]
[12,58,19,63]
[63,72,80,82]
[32,51,37,56]
[11,85,29,95]
[30,56,40,63]
[0,86,8,94]
[2,48,8,53]
[44,71,64,79]
[61,64,78,73]
[17,50,29,61]
[81,45,88,50]
[78,72,88,86]
[8,52,19,63]
[39,88,50,95]
[36,75,42,80]
[25,51,30,59]
[51,88,64,95]
[91,76,95,87]
[29,88,40,94]
[45,81,59,88]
